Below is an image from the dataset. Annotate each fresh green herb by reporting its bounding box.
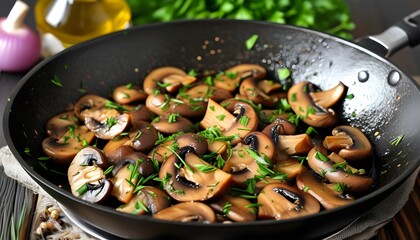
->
[127,0,355,39]
[194,164,217,173]
[105,100,129,112]
[390,134,405,146]
[222,202,232,215]
[106,117,118,130]
[37,156,51,161]
[104,165,114,175]
[133,200,149,214]
[76,183,89,196]
[216,114,225,121]
[315,150,329,162]
[239,116,250,127]
[346,93,354,99]
[51,75,63,87]
[277,67,291,81]
[305,126,318,135]
[168,113,180,123]
[334,183,347,192]
[245,34,259,50]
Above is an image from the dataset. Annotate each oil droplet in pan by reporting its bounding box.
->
[388,70,401,86]
[358,70,369,82]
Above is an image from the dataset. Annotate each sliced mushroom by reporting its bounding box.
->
[257,182,320,220]
[323,125,372,161]
[148,132,208,164]
[85,112,130,140]
[146,93,205,118]
[151,115,194,134]
[159,146,232,202]
[117,186,171,215]
[277,134,314,156]
[113,84,148,105]
[200,99,258,145]
[177,84,233,103]
[102,135,133,164]
[214,64,266,92]
[287,81,345,127]
[307,146,374,193]
[209,195,257,222]
[110,151,153,203]
[273,158,303,180]
[124,120,158,153]
[73,94,109,121]
[238,77,271,105]
[296,167,354,210]
[309,82,346,109]
[154,202,216,223]
[124,104,156,125]
[45,111,79,139]
[42,125,96,167]
[222,132,276,186]
[143,66,196,95]
[261,118,297,139]
[67,146,112,203]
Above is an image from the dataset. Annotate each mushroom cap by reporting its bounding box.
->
[42,125,96,167]
[67,146,112,203]
[296,167,354,210]
[151,115,194,134]
[143,66,196,95]
[112,84,148,105]
[287,81,340,128]
[73,94,109,122]
[45,110,79,139]
[209,195,257,222]
[257,182,320,220]
[85,113,130,140]
[154,202,216,223]
[307,146,374,193]
[117,186,171,215]
[159,146,232,202]
[323,125,373,161]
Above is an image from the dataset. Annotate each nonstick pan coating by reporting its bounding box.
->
[4,19,420,239]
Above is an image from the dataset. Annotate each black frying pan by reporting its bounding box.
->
[4,10,420,240]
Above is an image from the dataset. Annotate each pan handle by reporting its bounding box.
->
[355,9,420,58]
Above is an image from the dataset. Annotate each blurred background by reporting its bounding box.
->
[1,0,420,76]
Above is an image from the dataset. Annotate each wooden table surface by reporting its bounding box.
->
[0,0,419,239]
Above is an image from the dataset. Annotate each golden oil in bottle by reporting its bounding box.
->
[35,0,131,56]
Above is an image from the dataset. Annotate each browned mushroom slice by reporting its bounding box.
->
[274,158,303,180]
[124,120,158,153]
[45,110,79,139]
[262,118,297,139]
[159,146,232,202]
[73,94,109,121]
[112,84,148,105]
[102,135,133,164]
[222,132,275,186]
[178,84,233,103]
[85,112,130,140]
[151,114,194,134]
[287,81,345,128]
[296,167,354,210]
[110,151,153,203]
[67,146,112,203]
[277,134,314,155]
[309,82,346,109]
[42,125,95,167]
[124,104,156,125]
[307,146,374,193]
[117,186,171,215]
[239,77,271,105]
[154,202,216,223]
[209,195,257,222]
[148,133,208,164]
[323,125,372,161]
[257,182,320,220]
[145,93,205,118]
[214,64,267,92]
[143,66,196,95]
[200,99,258,145]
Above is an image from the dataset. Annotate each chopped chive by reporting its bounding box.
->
[245,34,259,50]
